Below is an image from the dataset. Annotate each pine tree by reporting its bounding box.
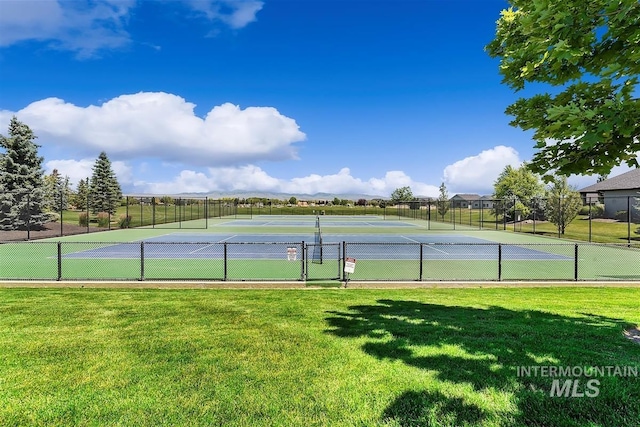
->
[43,169,70,212]
[89,152,122,214]
[72,178,89,211]
[0,117,46,230]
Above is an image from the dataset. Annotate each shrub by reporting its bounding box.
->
[588,204,605,218]
[118,214,132,229]
[97,212,110,228]
[78,212,89,227]
[615,210,628,222]
[44,212,60,223]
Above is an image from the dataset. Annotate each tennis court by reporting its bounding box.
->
[62,232,570,261]
[0,215,638,281]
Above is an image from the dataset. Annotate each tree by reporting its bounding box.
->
[288,196,297,205]
[89,152,122,214]
[0,117,46,230]
[492,165,545,220]
[72,178,89,210]
[436,182,449,219]
[544,176,583,235]
[390,186,414,204]
[43,169,71,212]
[486,0,640,180]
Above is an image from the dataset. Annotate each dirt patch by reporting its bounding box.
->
[0,222,107,241]
[624,326,640,345]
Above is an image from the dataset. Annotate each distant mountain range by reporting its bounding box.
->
[125,190,396,201]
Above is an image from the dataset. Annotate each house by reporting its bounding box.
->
[449,194,494,209]
[578,168,640,219]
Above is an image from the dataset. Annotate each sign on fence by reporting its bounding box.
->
[344,257,356,274]
[287,247,297,261]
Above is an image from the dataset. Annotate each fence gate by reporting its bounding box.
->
[305,243,341,281]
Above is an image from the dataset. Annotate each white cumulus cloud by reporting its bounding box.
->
[443,145,522,195]
[45,158,133,187]
[133,166,440,197]
[0,0,263,57]
[186,0,264,29]
[0,0,135,58]
[1,92,306,167]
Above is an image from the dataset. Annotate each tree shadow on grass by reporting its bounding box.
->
[325,300,640,427]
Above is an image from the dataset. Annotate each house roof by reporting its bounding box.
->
[578,168,640,193]
[451,194,482,200]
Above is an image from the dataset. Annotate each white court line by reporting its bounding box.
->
[188,244,217,254]
[400,236,450,254]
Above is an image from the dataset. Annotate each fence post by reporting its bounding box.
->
[301,241,306,281]
[574,244,578,281]
[628,196,631,244]
[60,190,63,237]
[57,242,62,281]
[140,241,145,281]
[342,242,347,282]
[223,242,228,281]
[26,193,31,241]
[498,244,502,281]
[86,192,90,234]
[588,201,592,242]
[419,244,424,281]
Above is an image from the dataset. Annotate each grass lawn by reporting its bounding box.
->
[1,287,639,427]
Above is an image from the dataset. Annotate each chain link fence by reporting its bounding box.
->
[1,240,637,282]
[3,191,638,244]
[0,191,237,240]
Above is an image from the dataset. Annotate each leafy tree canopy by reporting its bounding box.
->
[486,0,640,180]
[493,164,545,219]
[390,186,414,204]
[436,182,449,217]
[545,176,583,235]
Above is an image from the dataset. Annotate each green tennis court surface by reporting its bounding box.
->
[1,215,638,281]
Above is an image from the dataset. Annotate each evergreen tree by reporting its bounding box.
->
[89,152,122,214]
[72,178,89,211]
[43,169,70,212]
[0,117,46,230]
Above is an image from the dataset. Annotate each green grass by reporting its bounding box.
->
[516,216,640,244]
[0,287,639,426]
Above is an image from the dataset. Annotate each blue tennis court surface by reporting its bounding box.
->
[218,218,419,227]
[63,233,572,261]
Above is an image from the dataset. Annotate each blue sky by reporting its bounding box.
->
[0,0,621,197]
